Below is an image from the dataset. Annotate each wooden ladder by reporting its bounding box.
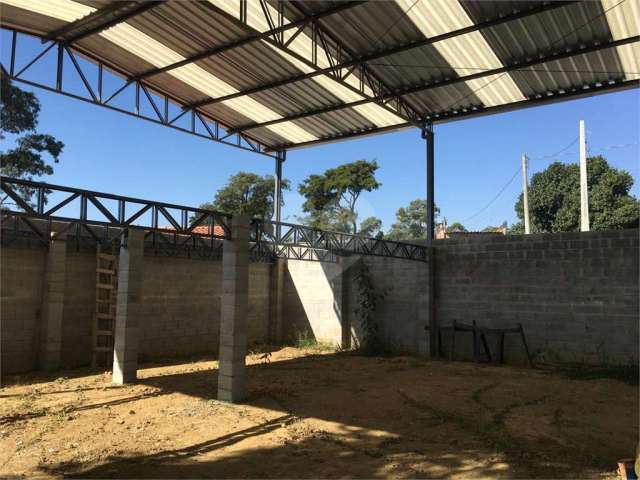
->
[91,248,118,368]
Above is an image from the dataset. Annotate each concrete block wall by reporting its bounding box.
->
[281,259,344,346]
[1,244,271,375]
[345,255,431,355]
[2,228,638,375]
[61,250,97,368]
[433,229,639,365]
[281,255,431,355]
[1,246,46,374]
[137,257,269,361]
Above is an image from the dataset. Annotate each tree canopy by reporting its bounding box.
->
[298,159,381,233]
[1,77,64,181]
[446,222,468,233]
[513,156,639,233]
[359,216,383,238]
[199,172,289,219]
[386,199,440,241]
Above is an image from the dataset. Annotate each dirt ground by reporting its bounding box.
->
[0,347,637,479]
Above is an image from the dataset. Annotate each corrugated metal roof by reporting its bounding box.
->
[0,0,637,152]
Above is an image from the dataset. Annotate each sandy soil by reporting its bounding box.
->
[0,347,637,479]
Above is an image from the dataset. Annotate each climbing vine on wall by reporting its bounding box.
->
[353,260,386,355]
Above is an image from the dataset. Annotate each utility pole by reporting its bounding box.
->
[521,154,531,234]
[579,120,590,231]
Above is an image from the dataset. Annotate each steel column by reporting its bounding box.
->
[423,125,435,242]
[274,150,286,239]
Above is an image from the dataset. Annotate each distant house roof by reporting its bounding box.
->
[436,225,507,239]
[160,225,226,237]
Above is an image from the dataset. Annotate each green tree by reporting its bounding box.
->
[447,222,468,233]
[199,172,289,219]
[358,216,383,238]
[298,159,381,233]
[1,77,63,178]
[386,199,440,241]
[514,156,639,233]
[1,77,64,205]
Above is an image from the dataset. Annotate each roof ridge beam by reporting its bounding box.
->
[43,1,164,44]
[286,0,423,126]
[194,1,420,127]
[129,1,365,83]
[187,1,574,111]
[280,78,639,151]
[231,35,639,134]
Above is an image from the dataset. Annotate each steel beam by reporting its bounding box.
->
[195,1,419,127]
[190,1,573,113]
[3,28,277,158]
[43,1,164,44]
[236,34,639,136]
[278,78,639,151]
[423,124,435,243]
[273,150,286,239]
[130,1,365,83]
[286,0,422,123]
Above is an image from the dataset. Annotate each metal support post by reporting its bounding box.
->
[274,150,286,240]
[422,124,435,242]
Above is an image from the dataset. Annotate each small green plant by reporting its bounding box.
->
[290,329,336,351]
[293,329,317,349]
[353,261,386,355]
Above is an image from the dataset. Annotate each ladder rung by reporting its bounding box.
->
[94,252,118,360]
[96,268,116,274]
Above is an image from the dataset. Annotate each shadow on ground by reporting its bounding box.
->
[5,351,636,479]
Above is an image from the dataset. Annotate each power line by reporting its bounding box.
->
[460,136,585,223]
[529,137,579,161]
[458,135,638,226]
[590,141,639,153]
[448,1,629,226]
[461,167,521,223]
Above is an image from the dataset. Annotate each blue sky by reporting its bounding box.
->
[2,31,639,232]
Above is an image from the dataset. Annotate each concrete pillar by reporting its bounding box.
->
[218,215,250,403]
[340,256,357,350]
[268,258,285,344]
[39,238,67,371]
[112,228,145,385]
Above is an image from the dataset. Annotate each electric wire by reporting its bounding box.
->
[445,0,629,225]
[460,136,580,223]
[459,136,638,227]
